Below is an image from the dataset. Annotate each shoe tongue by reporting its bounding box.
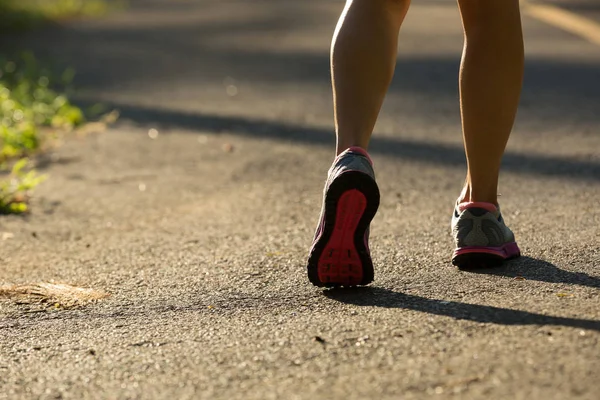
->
[458,201,498,213]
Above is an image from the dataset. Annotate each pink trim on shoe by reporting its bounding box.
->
[457,201,498,213]
[453,242,521,259]
[337,146,373,166]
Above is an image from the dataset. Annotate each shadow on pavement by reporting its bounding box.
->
[2,0,599,127]
[324,287,600,331]
[100,102,600,182]
[467,256,600,289]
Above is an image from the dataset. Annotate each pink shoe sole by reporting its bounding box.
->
[452,242,521,269]
[307,171,379,287]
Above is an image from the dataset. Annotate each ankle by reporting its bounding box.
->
[458,186,498,206]
[336,139,370,156]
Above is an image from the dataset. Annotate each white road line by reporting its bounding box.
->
[522,1,600,46]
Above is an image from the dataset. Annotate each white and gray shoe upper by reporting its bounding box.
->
[451,203,516,249]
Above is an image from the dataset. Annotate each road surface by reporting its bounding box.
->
[1,1,599,399]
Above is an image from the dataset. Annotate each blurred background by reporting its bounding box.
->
[1,1,599,213]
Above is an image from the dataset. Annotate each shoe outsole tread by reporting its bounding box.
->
[307,171,379,287]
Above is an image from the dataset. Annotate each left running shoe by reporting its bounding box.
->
[307,147,380,287]
[451,201,521,269]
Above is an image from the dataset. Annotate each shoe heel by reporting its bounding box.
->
[307,171,379,287]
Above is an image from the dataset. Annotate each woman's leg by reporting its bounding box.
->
[307,0,411,287]
[457,0,524,204]
[332,0,411,154]
[451,0,524,269]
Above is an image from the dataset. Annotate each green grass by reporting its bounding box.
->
[0,158,46,214]
[0,53,84,161]
[0,0,119,215]
[0,0,114,32]
[0,53,88,214]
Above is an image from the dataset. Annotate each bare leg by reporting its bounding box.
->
[457,0,524,204]
[332,0,411,155]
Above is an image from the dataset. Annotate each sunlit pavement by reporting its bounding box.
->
[1,1,599,399]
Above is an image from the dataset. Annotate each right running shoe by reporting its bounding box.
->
[451,201,521,269]
[307,147,380,287]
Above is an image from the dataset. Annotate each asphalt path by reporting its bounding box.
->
[1,1,599,399]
